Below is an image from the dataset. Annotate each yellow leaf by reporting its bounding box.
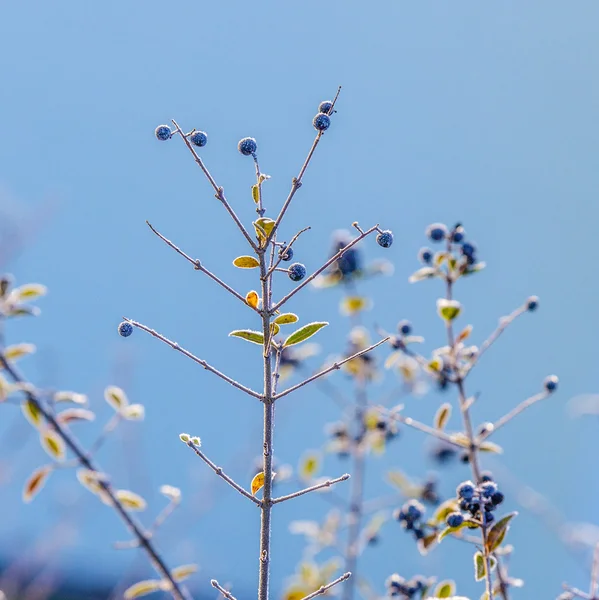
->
[273,313,299,325]
[4,343,36,361]
[340,295,370,316]
[434,403,452,430]
[115,489,147,511]
[122,404,145,421]
[252,184,260,203]
[22,399,43,428]
[124,579,163,599]
[251,471,276,495]
[40,430,66,461]
[299,452,320,481]
[246,290,259,309]
[233,255,260,269]
[253,218,276,245]
[171,564,198,582]
[104,386,129,411]
[77,469,108,496]
[12,284,47,301]
[457,324,473,343]
[23,465,52,502]
[270,322,280,336]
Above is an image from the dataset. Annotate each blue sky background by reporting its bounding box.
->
[1,1,598,598]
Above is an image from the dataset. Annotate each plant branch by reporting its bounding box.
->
[0,352,191,600]
[274,337,389,401]
[185,441,261,507]
[266,86,341,246]
[211,579,238,600]
[384,408,466,448]
[272,473,350,504]
[171,119,258,251]
[123,318,263,400]
[146,221,257,312]
[265,227,311,279]
[271,224,378,313]
[481,391,548,439]
[300,572,351,600]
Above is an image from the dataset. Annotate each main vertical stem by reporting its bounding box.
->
[258,250,274,600]
[343,379,367,600]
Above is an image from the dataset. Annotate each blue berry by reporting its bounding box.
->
[118,322,133,337]
[402,499,424,522]
[318,100,334,114]
[446,512,464,528]
[397,320,412,336]
[238,137,257,156]
[526,295,539,311]
[155,125,171,141]
[279,245,293,261]
[313,112,331,131]
[190,131,208,147]
[461,241,477,258]
[479,481,498,498]
[376,230,394,248]
[418,247,433,264]
[426,223,448,242]
[491,491,505,506]
[457,481,475,500]
[452,227,465,243]
[288,263,307,282]
[480,471,494,483]
[482,511,495,525]
[544,375,559,392]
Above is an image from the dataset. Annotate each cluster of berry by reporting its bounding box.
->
[385,573,430,598]
[393,499,428,541]
[445,475,505,529]
[418,222,478,267]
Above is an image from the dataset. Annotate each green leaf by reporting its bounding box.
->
[474,551,497,582]
[437,299,462,321]
[417,531,438,555]
[283,322,328,348]
[434,580,456,598]
[22,399,43,428]
[252,184,260,204]
[486,512,518,552]
[479,440,503,454]
[253,218,276,245]
[124,579,163,599]
[274,313,299,325]
[40,430,66,461]
[434,402,452,430]
[229,329,265,345]
[438,520,472,542]
[233,256,260,269]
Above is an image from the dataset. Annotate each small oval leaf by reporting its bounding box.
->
[417,532,438,556]
[40,430,66,461]
[408,267,437,283]
[246,290,260,309]
[486,512,518,552]
[283,322,329,348]
[298,452,320,481]
[56,408,96,425]
[104,386,129,411]
[434,403,452,430]
[434,580,456,598]
[22,399,43,428]
[233,256,260,269]
[251,471,276,495]
[4,343,36,361]
[12,284,47,301]
[252,184,260,204]
[171,564,198,582]
[229,330,265,345]
[124,579,163,599]
[115,489,147,511]
[23,465,52,502]
[274,313,299,325]
[122,404,145,421]
[54,390,88,405]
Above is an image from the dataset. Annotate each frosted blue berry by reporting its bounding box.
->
[376,230,393,248]
[418,247,433,264]
[480,471,494,483]
[313,113,331,131]
[401,499,424,522]
[155,125,172,141]
[118,322,133,337]
[461,241,477,258]
[482,511,495,525]
[457,480,475,500]
[446,512,464,528]
[190,131,208,147]
[452,226,465,243]
[426,223,448,242]
[318,100,334,114]
[238,137,257,156]
[279,245,293,262]
[479,481,498,498]
[288,263,307,282]
[490,491,504,506]
[544,375,559,393]
[526,296,539,312]
[397,320,412,336]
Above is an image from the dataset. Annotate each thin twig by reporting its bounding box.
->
[482,391,548,439]
[171,119,258,251]
[146,221,257,313]
[211,579,238,600]
[274,337,389,401]
[272,473,350,504]
[266,86,342,246]
[0,352,191,600]
[590,543,599,598]
[185,441,261,506]
[299,572,352,600]
[265,227,311,279]
[271,225,379,313]
[123,318,263,400]
[384,409,465,448]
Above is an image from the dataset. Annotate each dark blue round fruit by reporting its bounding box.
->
[426,223,448,242]
[238,137,257,156]
[376,230,394,248]
[318,100,333,114]
[418,247,433,264]
[279,245,293,261]
[118,322,133,337]
[457,481,475,500]
[288,263,307,282]
[446,512,464,528]
[155,125,171,141]
[479,481,498,498]
[397,320,412,335]
[544,375,559,392]
[190,131,208,147]
[313,113,331,131]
